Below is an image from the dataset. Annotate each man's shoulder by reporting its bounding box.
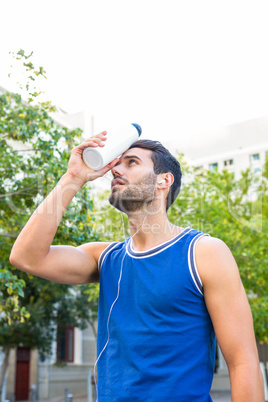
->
[195,235,228,253]
[195,235,239,284]
[78,241,115,261]
[195,235,236,264]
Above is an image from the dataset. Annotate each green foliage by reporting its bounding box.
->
[0,276,93,356]
[92,190,129,242]
[0,50,98,353]
[0,269,30,325]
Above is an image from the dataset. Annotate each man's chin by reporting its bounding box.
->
[109,192,121,210]
[109,193,143,215]
[109,173,157,214]
[109,193,126,212]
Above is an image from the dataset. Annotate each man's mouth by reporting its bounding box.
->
[111,178,126,189]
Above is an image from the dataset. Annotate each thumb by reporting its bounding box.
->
[98,157,120,176]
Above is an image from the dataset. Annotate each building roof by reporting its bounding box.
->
[164,116,268,161]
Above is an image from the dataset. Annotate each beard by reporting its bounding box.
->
[109,172,157,215]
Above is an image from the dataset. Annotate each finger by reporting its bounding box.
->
[91,137,105,146]
[75,138,105,153]
[96,131,107,139]
[85,131,107,142]
[98,157,120,175]
[84,137,105,145]
[84,137,106,148]
[72,141,98,154]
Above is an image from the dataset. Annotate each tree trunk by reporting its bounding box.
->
[89,320,97,340]
[0,348,10,402]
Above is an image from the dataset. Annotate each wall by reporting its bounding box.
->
[38,363,93,400]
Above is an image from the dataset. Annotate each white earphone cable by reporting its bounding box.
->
[94,182,159,400]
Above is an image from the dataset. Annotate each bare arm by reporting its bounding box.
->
[10,132,118,285]
[196,237,264,402]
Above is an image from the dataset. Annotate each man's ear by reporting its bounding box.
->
[157,173,174,188]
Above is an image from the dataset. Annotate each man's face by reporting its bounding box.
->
[109,147,157,214]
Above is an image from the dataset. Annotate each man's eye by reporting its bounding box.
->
[129,159,137,165]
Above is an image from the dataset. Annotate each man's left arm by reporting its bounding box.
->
[196,236,264,402]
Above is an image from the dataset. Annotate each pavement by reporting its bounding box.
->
[210,390,232,401]
[32,390,232,401]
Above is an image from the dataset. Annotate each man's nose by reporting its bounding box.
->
[111,163,124,178]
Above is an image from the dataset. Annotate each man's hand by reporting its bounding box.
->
[10,130,118,285]
[67,131,119,185]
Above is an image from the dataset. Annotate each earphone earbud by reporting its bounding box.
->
[157,179,165,184]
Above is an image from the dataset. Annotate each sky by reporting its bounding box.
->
[1,0,268,144]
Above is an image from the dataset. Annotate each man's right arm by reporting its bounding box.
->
[10,132,118,285]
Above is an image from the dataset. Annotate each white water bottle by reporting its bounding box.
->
[82,123,142,170]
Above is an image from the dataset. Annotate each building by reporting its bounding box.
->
[3,325,96,401]
[163,115,268,178]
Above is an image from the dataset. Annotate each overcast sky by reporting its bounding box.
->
[1,0,268,143]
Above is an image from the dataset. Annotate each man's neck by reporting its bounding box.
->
[128,212,183,252]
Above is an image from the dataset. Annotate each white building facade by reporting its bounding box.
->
[164,115,268,178]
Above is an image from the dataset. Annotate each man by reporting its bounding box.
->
[10,131,264,401]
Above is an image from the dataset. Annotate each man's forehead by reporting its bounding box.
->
[121,147,153,162]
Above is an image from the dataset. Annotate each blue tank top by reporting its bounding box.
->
[97,227,216,401]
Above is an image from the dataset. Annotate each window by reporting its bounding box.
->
[209,162,218,172]
[224,159,233,166]
[57,326,74,362]
[250,153,261,174]
[251,153,260,161]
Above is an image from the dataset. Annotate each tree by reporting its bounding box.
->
[0,270,29,325]
[0,50,99,399]
[0,269,30,401]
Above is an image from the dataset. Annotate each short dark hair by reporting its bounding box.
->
[128,139,182,210]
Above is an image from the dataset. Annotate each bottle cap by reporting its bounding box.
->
[131,123,142,137]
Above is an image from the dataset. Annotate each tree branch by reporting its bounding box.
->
[0,233,17,238]
[0,186,38,198]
